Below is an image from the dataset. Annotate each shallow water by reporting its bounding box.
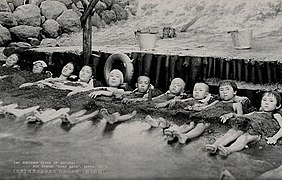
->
[0,114,281,180]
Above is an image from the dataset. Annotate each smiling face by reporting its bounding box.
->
[6,54,19,67]
[32,62,44,74]
[108,70,123,87]
[169,78,185,95]
[79,65,92,83]
[61,63,74,77]
[137,76,150,93]
[261,93,279,112]
[219,84,236,101]
[193,83,209,100]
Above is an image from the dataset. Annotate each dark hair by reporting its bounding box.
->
[219,80,237,92]
[262,91,281,107]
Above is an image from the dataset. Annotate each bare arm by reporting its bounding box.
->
[220,102,243,123]
[266,113,282,144]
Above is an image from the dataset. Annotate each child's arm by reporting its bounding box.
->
[220,102,243,123]
[155,100,171,108]
[266,113,282,144]
[190,100,219,111]
[151,93,165,101]
[89,90,114,98]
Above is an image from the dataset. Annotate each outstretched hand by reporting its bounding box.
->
[89,92,99,99]
[220,113,234,123]
[168,99,177,109]
[266,137,278,145]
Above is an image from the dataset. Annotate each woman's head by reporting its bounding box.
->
[261,91,281,112]
[219,80,237,101]
[32,60,47,74]
[107,69,124,87]
[79,65,93,83]
[61,62,74,77]
[6,53,19,67]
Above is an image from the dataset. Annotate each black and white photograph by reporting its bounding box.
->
[0,0,282,179]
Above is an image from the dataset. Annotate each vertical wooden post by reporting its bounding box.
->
[237,59,242,81]
[80,0,99,65]
[83,15,92,64]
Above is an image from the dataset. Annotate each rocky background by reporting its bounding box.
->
[0,0,137,56]
[0,0,282,57]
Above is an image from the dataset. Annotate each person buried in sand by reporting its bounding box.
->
[2,53,20,69]
[205,91,282,156]
[144,77,189,128]
[157,82,215,110]
[154,77,188,106]
[19,62,75,88]
[53,65,98,96]
[0,53,20,80]
[121,75,161,103]
[171,80,244,144]
[89,69,125,99]
[144,82,215,141]
[32,60,48,74]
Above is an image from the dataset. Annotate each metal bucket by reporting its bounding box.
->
[229,29,253,49]
[135,31,157,51]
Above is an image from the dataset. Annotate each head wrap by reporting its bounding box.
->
[109,69,124,84]
[33,60,47,68]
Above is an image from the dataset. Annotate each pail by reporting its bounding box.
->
[135,31,157,51]
[229,29,253,49]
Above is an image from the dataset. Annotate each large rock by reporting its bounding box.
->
[56,0,73,8]
[9,25,42,41]
[40,1,67,20]
[13,4,41,27]
[91,12,101,28]
[0,24,12,47]
[0,1,11,12]
[100,0,114,8]
[57,9,81,33]
[42,19,61,38]
[3,42,31,57]
[6,0,25,8]
[0,12,18,28]
[95,1,107,14]
[112,4,127,20]
[100,10,117,24]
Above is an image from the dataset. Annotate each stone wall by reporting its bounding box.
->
[0,0,137,53]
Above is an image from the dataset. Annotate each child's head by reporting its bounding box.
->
[107,69,124,87]
[79,65,93,83]
[219,80,237,101]
[261,91,281,112]
[193,82,209,100]
[5,53,19,67]
[136,75,150,93]
[169,78,185,95]
[32,60,47,74]
[61,62,74,77]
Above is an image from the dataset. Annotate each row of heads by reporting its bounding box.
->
[5,56,281,110]
[167,78,281,111]
[5,53,48,74]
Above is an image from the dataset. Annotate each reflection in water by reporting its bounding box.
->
[0,115,281,179]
